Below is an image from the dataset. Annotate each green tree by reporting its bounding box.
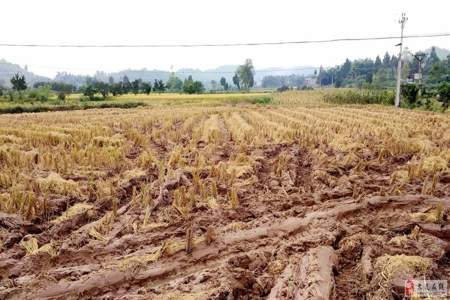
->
[166,75,183,92]
[83,85,96,100]
[183,75,204,94]
[210,80,218,91]
[153,79,165,93]
[424,47,440,74]
[232,73,240,90]
[93,81,110,99]
[111,82,123,96]
[400,83,419,108]
[236,59,255,90]
[374,55,382,71]
[122,76,132,93]
[220,77,229,91]
[10,73,27,92]
[390,55,398,69]
[131,79,141,94]
[57,92,66,101]
[437,82,450,111]
[382,52,391,67]
[141,82,152,94]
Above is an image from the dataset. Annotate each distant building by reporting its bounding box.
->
[304,76,318,88]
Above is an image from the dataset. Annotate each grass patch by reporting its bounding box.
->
[251,96,272,104]
[0,92,274,114]
[0,101,146,114]
[323,89,395,105]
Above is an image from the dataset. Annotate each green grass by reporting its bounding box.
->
[323,89,395,105]
[0,99,146,114]
[0,92,273,114]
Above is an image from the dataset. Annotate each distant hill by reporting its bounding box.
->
[425,46,449,60]
[92,65,316,88]
[0,58,316,89]
[1,46,447,88]
[0,59,50,87]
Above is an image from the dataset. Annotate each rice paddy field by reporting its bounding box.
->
[0,90,449,299]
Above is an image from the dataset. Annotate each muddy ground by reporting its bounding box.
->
[0,116,450,299]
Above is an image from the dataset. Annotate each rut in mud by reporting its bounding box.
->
[0,105,449,299]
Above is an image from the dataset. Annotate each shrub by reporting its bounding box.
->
[277,85,289,92]
[323,89,395,105]
[400,83,419,108]
[57,92,66,101]
[252,96,272,104]
[27,86,51,102]
[183,79,204,94]
[0,101,146,115]
[437,82,450,111]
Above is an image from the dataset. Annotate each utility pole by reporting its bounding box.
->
[413,52,426,86]
[395,13,408,108]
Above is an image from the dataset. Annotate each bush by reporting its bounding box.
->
[79,95,104,102]
[400,83,419,108]
[83,85,96,100]
[251,96,272,104]
[437,82,450,111]
[8,91,14,101]
[0,101,146,115]
[57,92,66,101]
[183,80,204,94]
[27,86,51,102]
[323,89,395,105]
[277,85,290,92]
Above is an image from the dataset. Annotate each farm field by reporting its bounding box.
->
[0,91,449,299]
[0,92,272,114]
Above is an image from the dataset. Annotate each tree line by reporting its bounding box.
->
[0,59,256,100]
[317,47,449,88]
[261,74,307,89]
[316,47,450,110]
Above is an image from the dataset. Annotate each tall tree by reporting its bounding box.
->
[220,77,229,91]
[236,59,255,90]
[131,79,141,94]
[374,55,382,71]
[382,52,391,67]
[425,47,440,74]
[166,75,183,92]
[153,79,165,93]
[183,75,204,94]
[232,73,240,90]
[93,81,110,99]
[141,82,152,94]
[10,73,27,92]
[210,80,218,90]
[122,76,132,93]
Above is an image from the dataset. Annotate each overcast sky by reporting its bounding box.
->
[1,0,449,77]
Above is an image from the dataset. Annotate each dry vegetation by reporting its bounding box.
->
[0,90,449,299]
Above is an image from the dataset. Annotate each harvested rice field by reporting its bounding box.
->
[0,91,449,299]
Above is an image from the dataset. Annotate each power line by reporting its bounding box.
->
[0,66,318,74]
[0,32,449,48]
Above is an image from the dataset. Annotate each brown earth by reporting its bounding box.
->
[0,105,449,299]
